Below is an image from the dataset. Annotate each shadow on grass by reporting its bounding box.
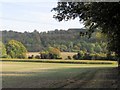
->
[2,67,118,88]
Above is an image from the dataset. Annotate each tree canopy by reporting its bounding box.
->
[2,30,107,54]
[6,40,27,58]
[52,2,120,63]
[48,47,61,57]
[0,41,7,58]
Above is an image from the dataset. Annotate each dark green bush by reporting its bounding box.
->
[67,56,72,60]
[35,55,41,59]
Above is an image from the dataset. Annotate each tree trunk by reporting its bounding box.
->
[117,53,120,88]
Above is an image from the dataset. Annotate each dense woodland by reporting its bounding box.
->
[1,28,116,60]
[2,28,107,53]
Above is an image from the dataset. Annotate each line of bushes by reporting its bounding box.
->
[28,51,116,61]
[2,59,116,64]
[72,51,116,61]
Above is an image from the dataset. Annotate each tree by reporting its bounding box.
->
[48,47,61,58]
[73,51,84,60]
[52,2,120,65]
[40,51,49,59]
[0,41,7,58]
[94,43,102,53]
[60,44,67,52]
[6,40,27,58]
[40,47,61,59]
[87,44,94,53]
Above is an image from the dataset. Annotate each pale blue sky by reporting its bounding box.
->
[0,0,84,32]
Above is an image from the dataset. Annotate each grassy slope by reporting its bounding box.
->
[2,61,118,88]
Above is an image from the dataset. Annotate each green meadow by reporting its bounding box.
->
[2,59,118,88]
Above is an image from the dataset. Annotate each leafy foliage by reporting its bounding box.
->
[40,47,61,59]
[0,41,7,58]
[48,47,60,57]
[52,2,120,62]
[1,29,107,55]
[6,40,27,58]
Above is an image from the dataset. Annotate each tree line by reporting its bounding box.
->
[0,28,116,60]
[0,38,115,60]
[1,29,108,54]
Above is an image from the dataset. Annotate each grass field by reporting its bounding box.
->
[1,59,118,88]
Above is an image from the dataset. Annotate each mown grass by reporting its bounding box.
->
[2,61,118,88]
[1,52,118,88]
[2,61,117,72]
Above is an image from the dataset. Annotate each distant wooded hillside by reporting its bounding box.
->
[1,28,107,54]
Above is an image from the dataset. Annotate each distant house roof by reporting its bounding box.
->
[68,28,87,32]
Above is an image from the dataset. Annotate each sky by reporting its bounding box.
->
[0,0,84,32]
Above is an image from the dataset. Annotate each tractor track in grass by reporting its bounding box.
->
[54,69,98,88]
[50,68,117,89]
[80,68,117,88]
[47,69,92,88]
